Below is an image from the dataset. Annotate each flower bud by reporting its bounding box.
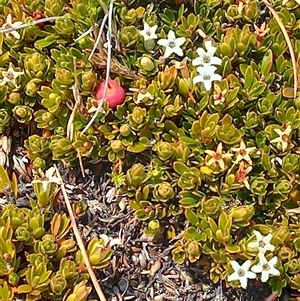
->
[50,274,67,295]
[130,107,147,125]
[126,163,146,186]
[230,205,254,223]
[8,92,21,105]
[33,157,46,170]
[8,272,19,286]
[273,226,290,245]
[25,81,38,97]
[277,246,295,262]
[55,68,74,86]
[201,197,221,216]
[173,141,190,162]
[81,71,97,91]
[219,42,234,57]
[13,105,33,124]
[186,241,201,263]
[153,141,172,161]
[147,219,164,235]
[110,140,123,153]
[153,182,175,201]
[119,124,131,137]
[140,56,155,72]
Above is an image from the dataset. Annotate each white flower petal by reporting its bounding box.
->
[163,47,174,59]
[173,46,184,57]
[192,57,204,66]
[245,270,257,279]
[230,260,241,272]
[192,74,203,85]
[269,267,280,277]
[268,256,278,266]
[228,271,239,282]
[203,79,213,91]
[242,260,252,271]
[251,264,262,274]
[239,276,248,289]
[196,47,206,57]
[262,233,272,244]
[205,40,217,55]
[210,56,222,65]
[143,22,150,31]
[261,270,269,282]
[167,30,176,41]
[211,73,222,82]
[6,14,12,24]
[175,37,186,47]
[157,38,169,47]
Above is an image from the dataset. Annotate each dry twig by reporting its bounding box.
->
[54,165,107,301]
[66,57,85,177]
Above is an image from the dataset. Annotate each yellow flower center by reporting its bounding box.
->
[238,269,245,277]
[262,263,270,271]
[169,41,176,48]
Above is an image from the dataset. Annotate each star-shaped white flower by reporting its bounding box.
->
[0,63,24,88]
[0,14,23,40]
[193,65,222,91]
[192,40,222,67]
[270,125,292,151]
[205,142,233,170]
[231,141,256,165]
[248,230,275,255]
[157,30,186,59]
[228,260,256,289]
[251,254,280,282]
[139,22,158,41]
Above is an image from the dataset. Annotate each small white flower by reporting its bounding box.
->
[248,230,275,254]
[251,254,280,282]
[205,142,233,170]
[137,91,154,103]
[139,22,158,41]
[157,30,186,59]
[192,40,222,66]
[0,63,24,88]
[228,260,256,289]
[193,65,222,91]
[270,125,292,152]
[1,14,23,40]
[231,141,256,165]
[32,167,61,192]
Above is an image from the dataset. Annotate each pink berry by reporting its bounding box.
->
[95,79,126,108]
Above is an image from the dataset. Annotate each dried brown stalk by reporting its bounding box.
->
[85,48,144,81]
[262,0,298,98]
[54,165,107,301]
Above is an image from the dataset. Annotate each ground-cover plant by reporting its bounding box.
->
[0,166,112,301]
[0,0,299,297]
